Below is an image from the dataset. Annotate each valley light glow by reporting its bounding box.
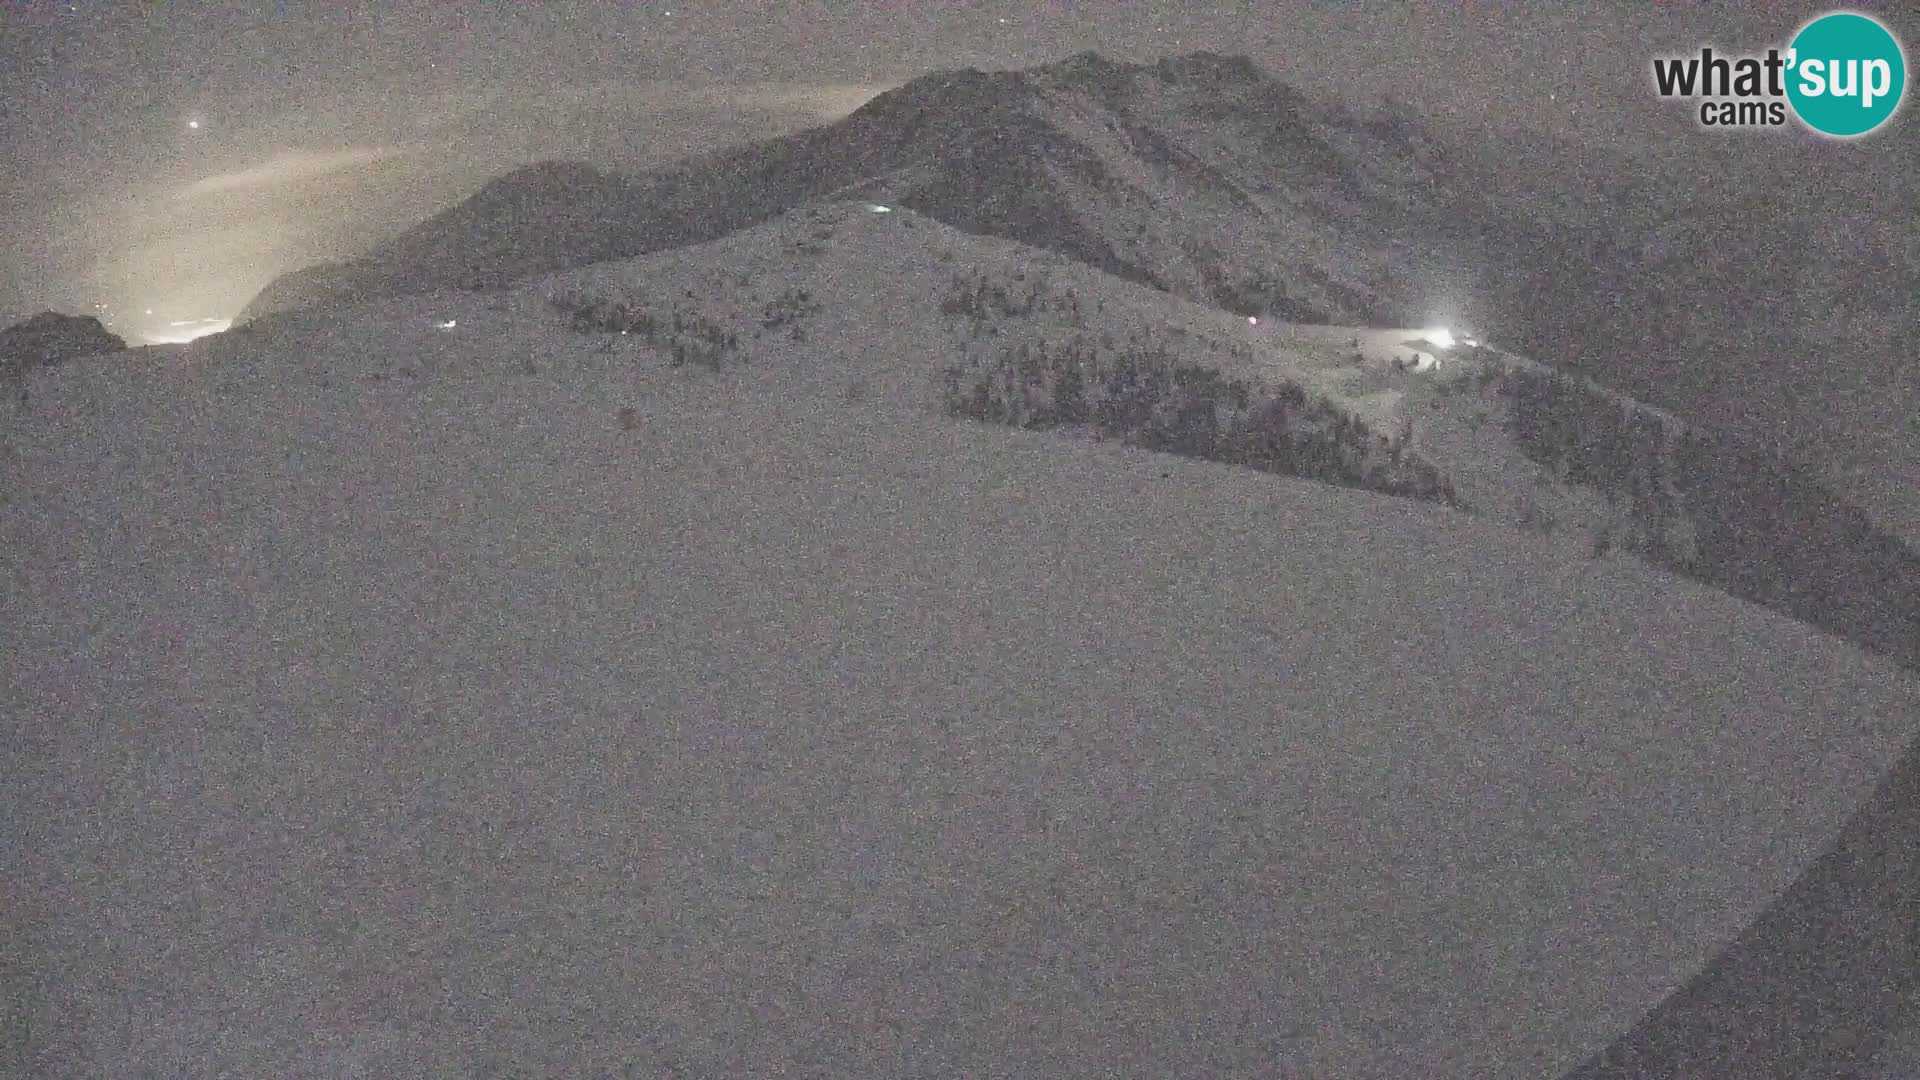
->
[142,318,232,344]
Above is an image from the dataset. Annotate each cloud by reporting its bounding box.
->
[175,146,412,199]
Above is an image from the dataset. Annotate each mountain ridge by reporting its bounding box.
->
[285,197,1920,673]
[237,50,1516,329]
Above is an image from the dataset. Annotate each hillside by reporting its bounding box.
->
[1485,176,1918,543]
[380,201,1914,671]
[232,50,1913,550]
[9,234,1920,1076]
[238,162,650,319]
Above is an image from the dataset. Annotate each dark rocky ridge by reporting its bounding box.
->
[239,51,1516,328]
[0,311,127,384]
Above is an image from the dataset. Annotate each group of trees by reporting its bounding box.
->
[548,290,741,372]
[940,267,1085,327]
[760,287,821,341]
[1492,365,1685,561]
[1486,359,1920,669]
[1671,425,1920,670]
[941,335,1458,505]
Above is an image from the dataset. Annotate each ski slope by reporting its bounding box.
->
[6,223,1919,1077]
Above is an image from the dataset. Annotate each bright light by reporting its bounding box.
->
[436,319,457,329]
[1248,316,1259,326]
[187,120,200,130]
[142,318,231,344]
[1421,326,1456,349]
[865,203,892,213]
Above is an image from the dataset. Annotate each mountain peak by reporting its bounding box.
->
[237,47,1441,326]
[881,63,1031,105]
[837,63,1036,140]
[1051,49,1126,75]
[1153,50,1265,84]
[1026,49,1267,97]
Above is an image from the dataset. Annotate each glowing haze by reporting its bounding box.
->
[141,318,233,345]
[54,78,890,345]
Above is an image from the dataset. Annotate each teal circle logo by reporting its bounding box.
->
[1786,11,1906,137]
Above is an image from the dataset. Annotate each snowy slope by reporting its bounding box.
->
[227,51,1914,566]
[8,242,1920,1078]
[498,202,1920,669]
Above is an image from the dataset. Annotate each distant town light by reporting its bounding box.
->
[141,318,231,344]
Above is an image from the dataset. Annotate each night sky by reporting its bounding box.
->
[0,1,1906,341]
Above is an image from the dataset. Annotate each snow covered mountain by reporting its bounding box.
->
[232,48,1913,546]
[12,200,1918,1076]
[449,201,1918,672]
[237,51,1525,330]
